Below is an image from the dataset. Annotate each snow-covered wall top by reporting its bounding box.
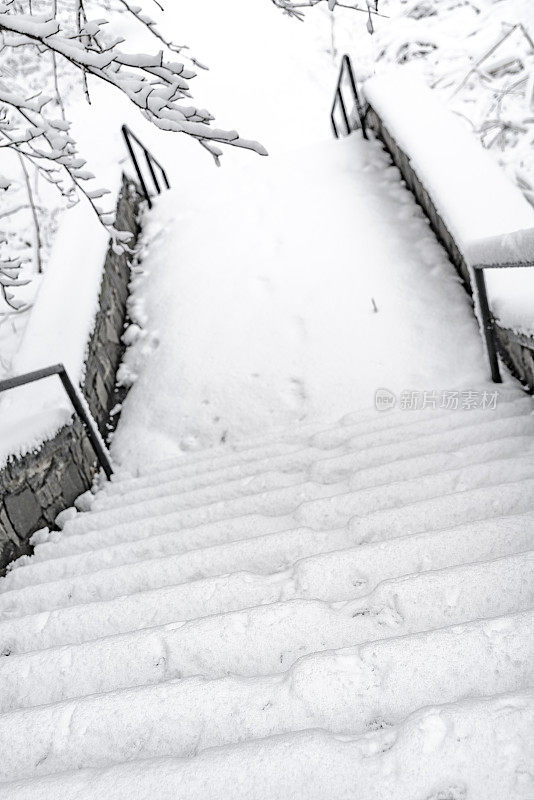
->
[465,228,534,270]
[0,177,141,569]
[364,70,534,249]
[0,202,109,468]
[364,70,534,334]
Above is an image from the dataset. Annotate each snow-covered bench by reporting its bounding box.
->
[363,70,534,385]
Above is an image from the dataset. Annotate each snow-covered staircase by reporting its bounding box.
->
[1,390,534,798]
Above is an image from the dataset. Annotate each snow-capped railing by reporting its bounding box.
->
[0,365,113,480]
[330,55,367,141]
[121,125,170,209]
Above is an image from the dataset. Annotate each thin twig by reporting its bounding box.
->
[17,153,42,274]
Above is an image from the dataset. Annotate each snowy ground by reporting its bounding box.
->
[112,131,496,468]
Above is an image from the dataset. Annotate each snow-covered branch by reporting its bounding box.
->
[0,0,267,281]
[0,6,267,155]
[0,247,30,313]
[271,0,386,25]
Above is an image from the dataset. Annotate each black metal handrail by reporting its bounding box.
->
[331,54,368,140]
[121,124,170,209]
[0,364,113,479]
[472,261,534,384]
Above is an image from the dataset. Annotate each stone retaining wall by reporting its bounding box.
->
[366,106,534,391]
[0,175,142,572]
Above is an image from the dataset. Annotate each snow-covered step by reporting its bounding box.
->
[92,424,534,512]
[93,467,309,514]
[293,527,534,602]
[2,514,532,649]
[106,395,532,495]
[56,452,534,547]
[20,510,295,564]
[341,549,534,625]
[113,406,450,482]
[127,388,525,475]
[4,495,533,596]
[22,464,534,570]
[230,398,492,446]
[348,435,533,490]
[121,418,327,479]
[312,414,534,483]
[101,405,465,494]
[310,395,533,450]
[1,551,532,713]
[305,390,529,452]
[0,569,296,650]
[94,414,529,506]
[348,478,534,545]
[59,479,343,538]
[0,610,531,784]
[124,439,308,481]
[2,524,346,592]
[98,446,325,504]
[107,395,532,491]
[3,690,532,800]
[296,456,534,529]
[3,483,534,618]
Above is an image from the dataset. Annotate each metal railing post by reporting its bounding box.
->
[473,268,502,383]
[0,364,114,479]
[121,124,171,209]
[331,94,340,138]
[330,54,368,141]
[338,92,351,138]
[159,164,171,191]
[122,125,152,208]
[342,54,368,139]
[144,148,161,195]
[56,367,114,479]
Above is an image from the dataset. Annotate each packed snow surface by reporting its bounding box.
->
[113,133,495,468]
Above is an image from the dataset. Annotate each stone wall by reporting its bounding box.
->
[83,178,141,437]
[0,175,142,573]
[366,106,534,391]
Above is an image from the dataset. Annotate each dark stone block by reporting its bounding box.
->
[61,463,87,506]
[4,487,42,536]
[0,508,18,545]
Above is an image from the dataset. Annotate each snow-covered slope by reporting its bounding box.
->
[112,134,495,469]
[0,390,533,798]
